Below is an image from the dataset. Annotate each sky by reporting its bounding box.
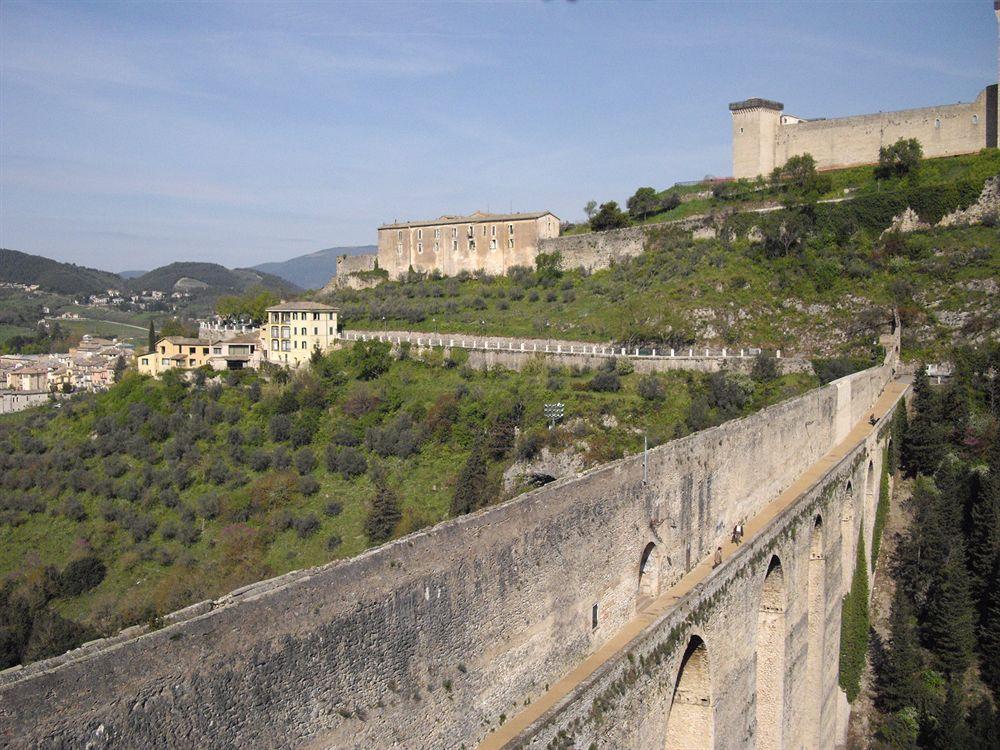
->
[0,1,996,272]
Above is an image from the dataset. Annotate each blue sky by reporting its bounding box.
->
[0,1,995,271]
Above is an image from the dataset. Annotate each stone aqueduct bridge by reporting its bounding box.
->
[0,335,904,750]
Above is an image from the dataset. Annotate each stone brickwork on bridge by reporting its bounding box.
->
[0,348,897,749]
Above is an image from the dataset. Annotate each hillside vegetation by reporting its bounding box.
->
[0,249,123,296]
[0,343,815,667]
[323,225,997,362]
[127,262,299,296]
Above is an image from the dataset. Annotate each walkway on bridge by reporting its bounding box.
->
[477,377,908,750]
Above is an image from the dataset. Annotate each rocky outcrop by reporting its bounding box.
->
[938,175,999,227]
[881,207,929,236]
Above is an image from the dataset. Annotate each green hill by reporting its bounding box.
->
[0,248,123,296]
[128,262,300,296]
[253,246,376,290]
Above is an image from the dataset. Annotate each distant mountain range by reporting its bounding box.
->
[118,269,147,279]
[252,246,376,289]
[0,249,300,298]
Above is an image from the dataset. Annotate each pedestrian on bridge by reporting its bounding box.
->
[713,546,723,568]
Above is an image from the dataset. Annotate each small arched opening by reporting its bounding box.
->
[756,555,786,750]
[639,542,659,603]
[664,635,713,750]
[805,516,826,746]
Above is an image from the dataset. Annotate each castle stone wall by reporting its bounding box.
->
[0,365,890,750]
[732,85,997,178]
[336,253,377,276]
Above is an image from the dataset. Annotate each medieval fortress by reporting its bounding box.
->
[730,85,998,179]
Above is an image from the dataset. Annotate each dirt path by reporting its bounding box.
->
[478,380,908,750]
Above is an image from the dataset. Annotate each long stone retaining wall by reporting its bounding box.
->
[0,353,891,749]
[340,329,812,375]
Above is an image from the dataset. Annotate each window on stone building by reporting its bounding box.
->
[972,114,979,125]
[314,327,318,335]
[417,242,423,254]
[433,241,439,252]
[935,118,941,129]
[483,224,488,236]
[508,238,514,249]
[213,347,222,355]
[452,240,458,252]
[467,224,473,237]
[591,603,599,629]
[397,230,402,240]
[434,228,441,238]
[417,228,423,240]
[271,339,278,350]
[396,243,402,255]
[491,225,496,237]
[468,239,476,251]
[452,227,458,237]
[489,238,497,250]
[508,223,514,235]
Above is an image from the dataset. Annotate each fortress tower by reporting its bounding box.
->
[729,6,1000,179]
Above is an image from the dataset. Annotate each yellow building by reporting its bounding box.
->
[137,334,263,376]
[260,301,339,367]
[137,337,214,376]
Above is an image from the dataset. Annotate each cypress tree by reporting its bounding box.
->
[967,447,1000,614]
[904,364,945,476]
[966,697,1000,750]
[148,320,156,353]
[839,525,870,701]
[922,540,975,677]
[877,585,923,713]
[926,682,971,750]
[364,463,400,544]
[451,439,489,516]
[978,553,1000,702]
[888,404,907,474]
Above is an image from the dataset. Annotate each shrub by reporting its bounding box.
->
[516,431,545,461]
[269,415,292,442]
[58,556,106,597]
[615,358,634,376]
[365,466,401,543]
[590,201,629,231]
[60,497,87,522]
[326,534,342,551]
[249,449,271,472]
[637,374,665,401]
[272,446,291,470]
[348,340,392,380]
[205,458,229,486]
[589,371,621,392]
[365,414,423,459]
[196,492,220,520]
[324,501,343,517]
[292,513,320,539]
[751,351,779,382]
[294,448,317,475]
[298,475,320,496]
[327,446,367,480]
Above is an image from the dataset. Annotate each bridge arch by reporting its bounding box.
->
[841,481,856,595]
[864,459,877,566]
[756,555,786,750]
[664,635,713,750]
[638,542,660,604]
[805,516,826,747]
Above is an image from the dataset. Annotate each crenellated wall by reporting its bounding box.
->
[0,358,895,750]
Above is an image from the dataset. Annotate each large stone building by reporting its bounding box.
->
[260,301,339,367]
[376,210,560,279]
[730,85,998,179]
